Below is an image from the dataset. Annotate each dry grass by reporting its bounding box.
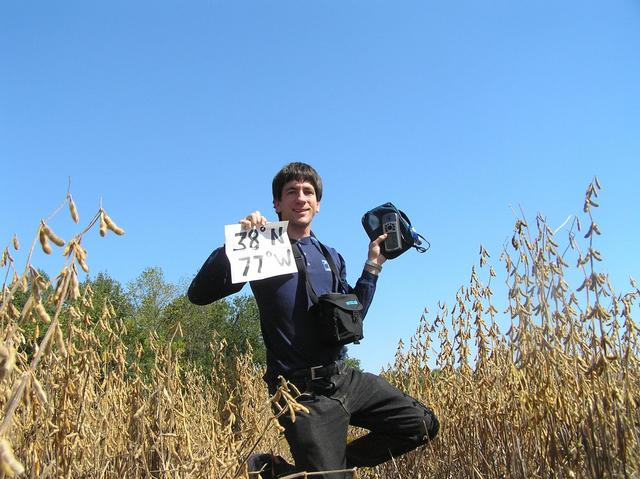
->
[1,178,638,478]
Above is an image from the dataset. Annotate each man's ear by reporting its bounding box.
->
[316,201,321,213]
[274,199,281,214]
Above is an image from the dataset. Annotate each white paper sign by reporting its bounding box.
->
[224,221,298,283]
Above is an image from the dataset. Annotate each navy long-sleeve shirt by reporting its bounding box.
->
[188,235,378,382]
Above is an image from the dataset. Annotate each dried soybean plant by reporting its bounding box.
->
[0,190,303,478]
[0,190,126,476]
[374,177,639,479]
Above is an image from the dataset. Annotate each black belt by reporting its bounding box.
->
[289,362,339,381]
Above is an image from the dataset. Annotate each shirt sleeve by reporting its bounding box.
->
[187,246,246,305]
[336,252,378,320]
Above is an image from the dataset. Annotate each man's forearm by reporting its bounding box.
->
[187,246,245,305]
[354,269,378,319]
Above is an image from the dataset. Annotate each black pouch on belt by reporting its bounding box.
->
[315,293,363,345]
[292,238,364,346]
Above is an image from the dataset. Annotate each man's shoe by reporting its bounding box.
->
[247,453,274,477]
[247,453,294,478]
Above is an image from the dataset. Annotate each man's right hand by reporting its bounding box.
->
[239,211,268,230]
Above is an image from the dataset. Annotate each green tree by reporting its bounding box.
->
[84,271,133,321]
[162,293,265,371]
[122,266,264,373]
[123,266,178,372]
[227,295,264,365]
[162,295,233,370]
[342,353,362,371]
[127,266,178,330]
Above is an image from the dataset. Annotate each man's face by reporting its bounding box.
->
[274,180,320,228]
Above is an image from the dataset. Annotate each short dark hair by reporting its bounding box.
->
[272,162,323,203]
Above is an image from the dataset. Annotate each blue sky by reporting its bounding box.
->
[2,1,639,372]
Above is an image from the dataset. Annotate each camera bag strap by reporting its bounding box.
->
[291,235,348,303]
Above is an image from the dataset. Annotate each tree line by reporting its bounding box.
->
[12,266,265,376]
[12,265,360,376]
[14,266,360,374]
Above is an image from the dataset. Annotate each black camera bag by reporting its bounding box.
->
[361,202,429,259]
[292,239,364,345]
[315,293,363,345]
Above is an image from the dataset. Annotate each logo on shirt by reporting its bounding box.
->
[321,259,331,272]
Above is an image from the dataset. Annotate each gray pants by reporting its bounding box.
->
[269,363,439,478]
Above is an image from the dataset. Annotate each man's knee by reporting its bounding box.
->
[413,400,439,444]
[387,405,439,460]
[423,408,439,442]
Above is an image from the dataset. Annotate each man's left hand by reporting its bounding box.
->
[367,234,387,267]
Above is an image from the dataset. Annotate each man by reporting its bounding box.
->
[188,162,438,478]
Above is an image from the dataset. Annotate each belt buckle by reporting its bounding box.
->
[309,365,324,380]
